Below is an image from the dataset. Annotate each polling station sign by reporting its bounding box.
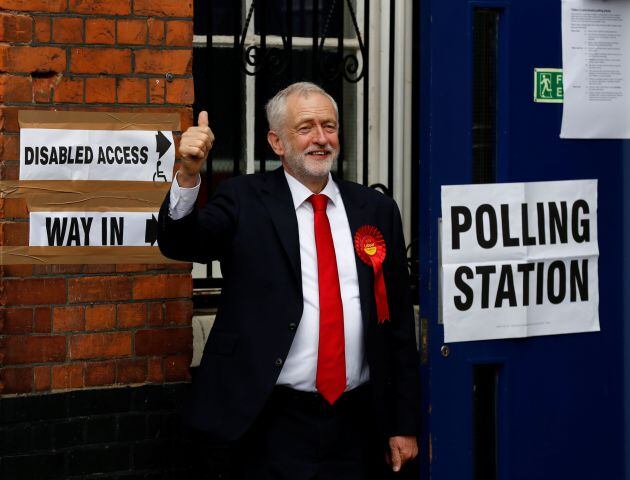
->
[441,180,599,342]
[20,128,174,182]
[29,211,160,247]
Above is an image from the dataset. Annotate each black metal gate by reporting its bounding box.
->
[191,0,419,305]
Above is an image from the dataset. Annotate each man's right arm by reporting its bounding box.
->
[169,171,201,220]
[158,111,237,263]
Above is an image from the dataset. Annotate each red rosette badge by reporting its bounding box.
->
[354,225,390,323]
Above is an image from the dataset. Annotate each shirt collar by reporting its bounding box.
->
[284,169,339,210]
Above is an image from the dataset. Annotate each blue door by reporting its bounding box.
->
[418,1,626,479]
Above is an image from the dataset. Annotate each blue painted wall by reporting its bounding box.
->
[418,1,627,478]
[624,139,630,480]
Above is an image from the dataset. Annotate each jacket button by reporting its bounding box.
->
[275,358,283,367]
[288,323,297,331]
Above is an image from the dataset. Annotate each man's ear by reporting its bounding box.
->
[267,130,285,157]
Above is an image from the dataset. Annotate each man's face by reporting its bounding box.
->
[278,92,340,182]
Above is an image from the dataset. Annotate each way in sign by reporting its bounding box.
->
[46,216,123,246]
[29,211,159,247]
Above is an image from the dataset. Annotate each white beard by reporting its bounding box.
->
[282,139,338,181]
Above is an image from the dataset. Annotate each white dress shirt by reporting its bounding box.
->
[169,170,370,391]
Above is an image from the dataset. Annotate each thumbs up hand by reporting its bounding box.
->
[178,111,215,185]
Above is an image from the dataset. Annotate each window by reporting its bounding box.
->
[190,0,418,307]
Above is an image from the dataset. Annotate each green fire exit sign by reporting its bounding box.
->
[534,68,563,103]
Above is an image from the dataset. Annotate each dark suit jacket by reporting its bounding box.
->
[158,167,420,443]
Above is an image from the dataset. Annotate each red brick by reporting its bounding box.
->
[52,17,83,43]
[165,300,192,325]
[164,353,190,381]
[2,264,33,277]
[1,366,33,394]
[117,302,145,328]
[135,327,191,356]
[0,221,28,245]
[53,76,83,103]
[33,16,51,42]
[68,275,132,303]
[166,77,193,105]
[82,264,116,273]
[149,77,165,104]
[3,277,67,305]
[0,134,20,160]
[70,47,131,74]
[4,307,32,334]
[4,335,66,364]
[2,265,33,278]
[85,17,114,44]
[0,0,66,12]
[165,20,192,46]
[32,264,83,275]
[52,363,83,389]
[147,357,163,382]
[147,302,164,326]
[70,332,132,359]
[134,0,192,17]
[117,77,146,104]
[34,306,52,332]
[33,74,62,103]
[134,49,191,75]
[116,358,147,384]
[34,365,51,391]
[2,197,28,217]
[147,18,164,45]
[1,162,18,179]
[0,12,32,42]
[0,107,15,132]
[85,76,116,103]
[69,0,130,15]
[85,304,116,331]
[84,360,115,386]
[53,305,84,332]
[0,45,66,73]
[133,274,192,300]
[116,264,147,273]
[117,19,147,45]
[0,75,32,102]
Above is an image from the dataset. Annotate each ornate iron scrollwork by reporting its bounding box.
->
[238,1,291,76]
[318,0,367,83]
[236,0,366,83]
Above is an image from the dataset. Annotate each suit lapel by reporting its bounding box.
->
[260,169,373,324]
[260,168,302,289]
[336,179,373,327]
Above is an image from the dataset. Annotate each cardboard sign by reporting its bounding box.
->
[3,111,182,265]
[20,128,175,182]
[29,211,159,247]
[441,180,599,342]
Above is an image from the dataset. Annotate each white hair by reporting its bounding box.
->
[265,82,339,133]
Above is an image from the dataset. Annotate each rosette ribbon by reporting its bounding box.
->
[354,225,390,323]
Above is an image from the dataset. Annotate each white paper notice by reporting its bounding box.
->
[561,0,630,138]
[441,180,599,343]
[20,129,175,181]
[29,211,160,247]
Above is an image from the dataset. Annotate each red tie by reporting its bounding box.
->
[309,194,346,405]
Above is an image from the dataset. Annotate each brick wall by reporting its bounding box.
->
[0,384,200,478]
[0,1,199,477]
[0,1,194,396]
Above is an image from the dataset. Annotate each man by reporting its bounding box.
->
[158,82,420,479]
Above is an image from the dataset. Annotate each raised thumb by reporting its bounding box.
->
[391,446,402,472]
[198,110,209,127]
